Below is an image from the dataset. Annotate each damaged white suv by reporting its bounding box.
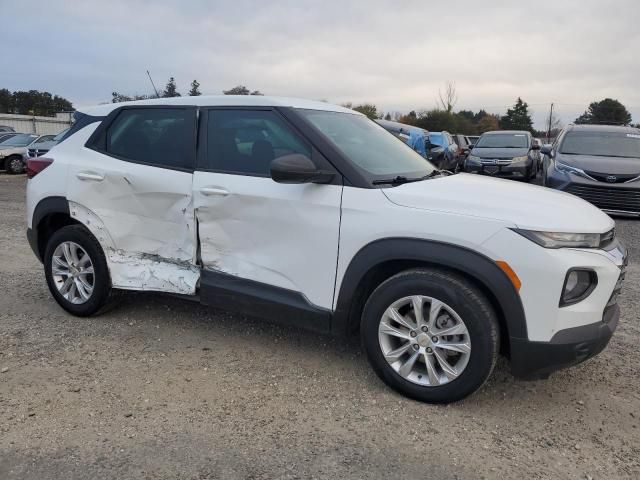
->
[26,96,627,403]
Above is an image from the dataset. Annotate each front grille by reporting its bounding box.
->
[565,184,640,213]
[584,170,640,184]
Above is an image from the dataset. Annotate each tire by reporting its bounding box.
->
[44,225,112,316]
[361,268,499,403]
[6,155,25,174]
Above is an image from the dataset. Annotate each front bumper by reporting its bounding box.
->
[510,303,619,379]
[545,167,640,216]
[464,159,531,178]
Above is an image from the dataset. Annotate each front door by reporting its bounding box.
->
[193,107,342,326]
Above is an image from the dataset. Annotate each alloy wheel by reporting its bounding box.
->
[51,241,95,304]
[378,295,471,387]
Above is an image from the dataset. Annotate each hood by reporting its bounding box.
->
[557,153,640,176]
[382,173,614,233]
[471,147,529,159]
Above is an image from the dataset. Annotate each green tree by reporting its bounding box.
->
[223,85,262,95]
[500,98,534,133]
[0,89,73,115]
[352,103,380,119]
[414,109,457,132]
[188,80,201,96]
[162,77,181,97]
[575,98,632,125]
[384,112,391,120]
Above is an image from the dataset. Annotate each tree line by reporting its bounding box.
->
[0,88,73,116]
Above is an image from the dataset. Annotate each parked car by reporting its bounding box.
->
[0,125,15,133]
[465,135,480,146]
[0,133,43,174]
[427,131,458,171]
[451,133,471,168]
[28,129,69,158]
[542,124,640,216]
[374,119,418,142]
[463,130,539,181]
[0,132,20,143]
[26,96,626,403]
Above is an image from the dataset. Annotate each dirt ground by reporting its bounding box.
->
[1,174,639,479]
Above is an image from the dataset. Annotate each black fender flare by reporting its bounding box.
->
[27,196,70,261]
[331,238,528,343]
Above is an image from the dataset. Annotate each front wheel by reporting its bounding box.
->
[361,269,499,403]
[44,225,112,316]
[6,156,25,174]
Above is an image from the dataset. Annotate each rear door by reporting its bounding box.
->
[66,106,200,294]
[193,107,342,325]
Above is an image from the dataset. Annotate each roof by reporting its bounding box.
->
[568,124,640,133]
[482,130,531,135]
[375,119,428,134]
[78,95,362,117]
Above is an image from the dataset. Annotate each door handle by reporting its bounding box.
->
[76,171,104,182]
[200,187,230,197]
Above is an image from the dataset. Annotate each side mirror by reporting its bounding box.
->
[540,144,553,156]
[270,154,335,184]
[468,143,475,149]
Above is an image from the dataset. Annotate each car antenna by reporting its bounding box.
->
[146,70,160,98]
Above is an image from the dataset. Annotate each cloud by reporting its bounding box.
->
[1,0,639,127]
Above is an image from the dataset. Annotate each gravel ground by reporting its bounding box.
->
[1,174,639,479]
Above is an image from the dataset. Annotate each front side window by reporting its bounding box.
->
[475,134,530,148]
[205,109,311,176]
[298,109,435,180]
[105,108,193,169]
[429,133,444,147]
[560,131,640,159]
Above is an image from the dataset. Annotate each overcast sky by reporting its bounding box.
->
[2,0,639,128]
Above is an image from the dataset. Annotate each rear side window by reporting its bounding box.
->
[204,109,311,176]
[103,108,195,170]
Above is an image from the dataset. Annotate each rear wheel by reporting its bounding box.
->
[361,268,499,403]
[44,225,112,316]
[6,155,25,174]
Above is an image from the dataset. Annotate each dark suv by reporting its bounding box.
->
[463,130,538,181]
[542,124,640,216]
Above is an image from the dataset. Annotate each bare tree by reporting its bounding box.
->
[437,81,458,113]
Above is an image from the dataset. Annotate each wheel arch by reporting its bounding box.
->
[331,238,528,354]
[28,196,81,262]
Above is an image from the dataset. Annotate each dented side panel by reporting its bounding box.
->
[193,172,342,310]
[64,131,200,294]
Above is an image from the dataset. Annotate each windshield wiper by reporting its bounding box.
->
[372,170,445,185]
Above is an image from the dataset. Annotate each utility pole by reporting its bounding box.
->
[146,70,160,98]
[547,103,554,143]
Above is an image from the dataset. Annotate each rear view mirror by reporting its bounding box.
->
[270,154,335,184]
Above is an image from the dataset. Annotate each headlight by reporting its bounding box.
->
[512,229,603,248]
[511,155,529,165]
[467,154,481,164]
[560,269,597,306]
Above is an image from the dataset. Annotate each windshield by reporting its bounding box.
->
[297,109,435,180]
[0,134,38,147]
[475,133,529,148]
[560,131,640,159]
[53,129,69,141]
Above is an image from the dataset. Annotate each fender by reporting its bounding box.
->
[331,238,528,343]
[27,196,70,262]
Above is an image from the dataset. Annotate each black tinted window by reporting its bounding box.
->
[206,109,311,176]
[106,108,193,169]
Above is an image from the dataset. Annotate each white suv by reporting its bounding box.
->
[26,96,627,403]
